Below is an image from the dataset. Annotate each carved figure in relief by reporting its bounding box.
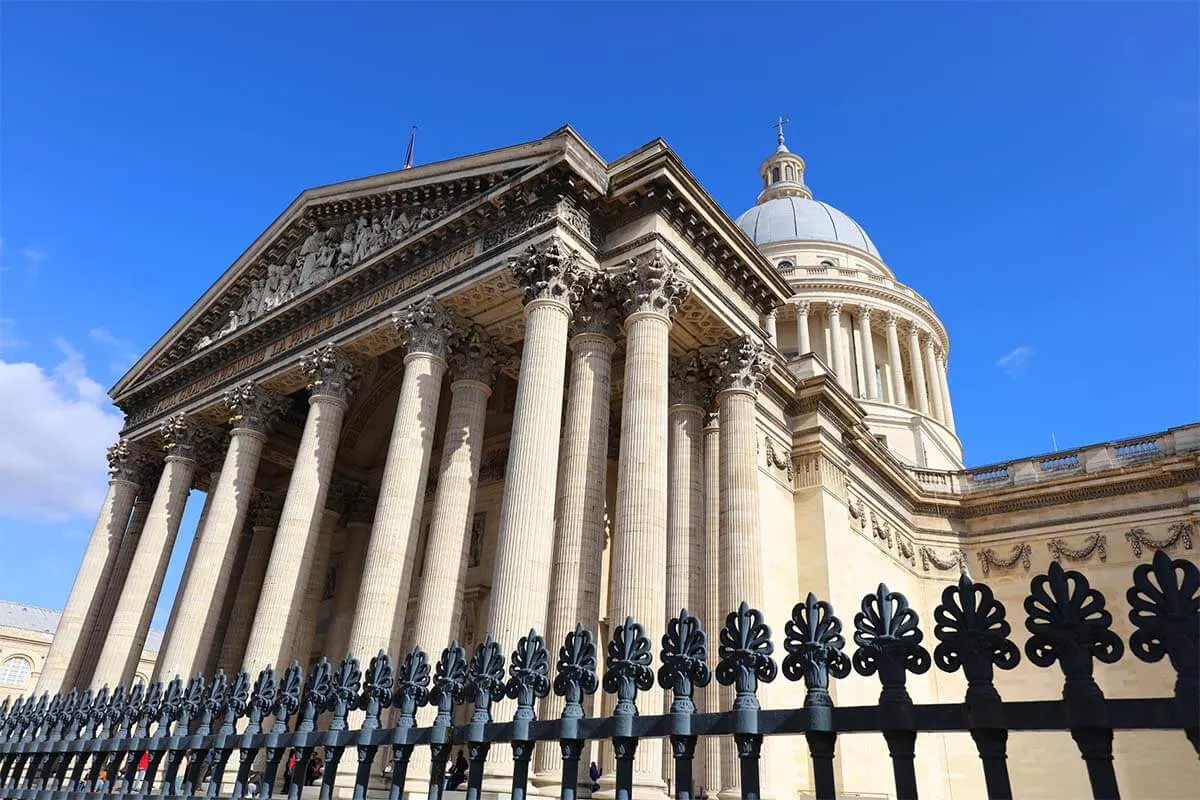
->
[352,216,371,262]
[337,225,355,269]
[296,226,324,285]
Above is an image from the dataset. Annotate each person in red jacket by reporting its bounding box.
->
[135,751,150,792]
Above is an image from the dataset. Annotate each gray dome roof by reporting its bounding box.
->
[736,197,880,259]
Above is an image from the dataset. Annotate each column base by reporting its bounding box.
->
[592,775,670,800]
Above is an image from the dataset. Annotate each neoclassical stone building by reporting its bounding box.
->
[37,126,1199,799]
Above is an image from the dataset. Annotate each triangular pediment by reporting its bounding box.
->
[112,127,607,402]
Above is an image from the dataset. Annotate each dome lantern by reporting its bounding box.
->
[757,116,811,203]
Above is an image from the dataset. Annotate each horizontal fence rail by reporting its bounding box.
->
[1,552,1197,800]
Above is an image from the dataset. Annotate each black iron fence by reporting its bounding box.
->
[1,552,1196,800]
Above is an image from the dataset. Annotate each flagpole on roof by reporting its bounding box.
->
[403,124,417,170]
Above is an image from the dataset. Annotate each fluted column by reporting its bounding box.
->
[826,301,848,389]
[602,249,690,797]
[483,239,582,791]
[217,493,281,673]
[936,349,957,431]
[290,506,340,666]
[715,338,772,799]
[157,466,220,667]
[923,334,945,423]
[533,274,618,792]
[404,328,502,795]
[858,306,879,400]
[794,300,811,357]
[700,412,722,797]
[242,344,357,675]
[37,441,150,693]
[93,414,203,688]
[762,309,777,346]
[883,311,908,407]
[156,383,285,680]
[907,322,930,415]
[344,298,453,665]
[325,490,374,659]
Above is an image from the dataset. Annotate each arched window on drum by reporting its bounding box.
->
[0,655,33,688]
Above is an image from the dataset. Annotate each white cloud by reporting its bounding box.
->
[996,345,1033,376]
[21,246,47,266]
[0,343,123,522]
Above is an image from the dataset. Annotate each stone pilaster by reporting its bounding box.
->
[923,334,945,424]
[794,300,811,357]
[155,382,286,680]
[484,238,583,791]
[533,272,619,791]
[700,412,722,798]
[37,440,151,693]
[242,344,357,675]
[936,348,957,431]
[714,336,771,799]
[344,296,453,668]
[906,322,930,415]
[826,301,848,389]
[603,249,690,796]
[217,492,282,673]
[883,311,908,406]
[858,306,879,400]
[93,414,204,688]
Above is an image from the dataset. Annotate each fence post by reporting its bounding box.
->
[350,651,391,800]
[716,602,777,800]
[658,609,710,800]
[231,668,274,800]
[427,643,467,800]
[160,677,204,798]
[1025,562,1124,799]
[289,659,332,800]
[261,664,302,800]
[933,575,1020,800]
[1127,551,1200,757]
[852,584,930,800]
[552,624,598,800]
[782,593,851,800]
[383,649,427,800]
[207,671,250,798]
[506,630,550,800]
[183,674,221,796]
[464,635,505,799]
[316,656,359,800]
[603,616,654,800]
[77,686,109,793]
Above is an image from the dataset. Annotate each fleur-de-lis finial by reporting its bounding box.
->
[393,648,432,727]
[604,617,655,718]
[852,584,931,704]
[507,630,550,722]
[933,574,1020,701]
[326,655,361,731]
[431,643,468,727]
[716,603,778,711]
[554,624,598,721]
[1024,562,1124,689]
[658,609,711,714]
[271,662,304,729]
[467,635,507,725]
[782,593,851,708]
[1127,550,1199,681]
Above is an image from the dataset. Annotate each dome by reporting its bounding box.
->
[736,197,881,259]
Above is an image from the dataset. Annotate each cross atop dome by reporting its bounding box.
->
[756,117,810,203]
[772,115,791,151]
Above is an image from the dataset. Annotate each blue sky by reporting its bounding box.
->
[1,2,1196,622]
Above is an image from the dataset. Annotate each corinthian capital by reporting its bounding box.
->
[300,343,359,402]
[509,238,583,306]
[669,352,712,409]
[616,250,691,319]
[223,381,288,433]
[570,270,621,339]
[713,336,773,395]
[794,300,811,316]
[392,296,455,359]
[159,413,203,461]
[883,310,900,328]
[826,300,844,316]
[448,324,509,385]
[106,438,155,483]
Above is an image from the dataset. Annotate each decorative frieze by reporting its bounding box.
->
[794,452,847,498]
[870,513,892,547]
[976,543,1033,577]
[762,436,793,482]
[919,546,967,574]
[223,381,288,433]
[392,296,455,359]
[510,238,585,306]
[1047,532,1107,564]
[300,343,359,402]
[1125,522,1194,558]
[481,196,599,254]
[615,250,691,319]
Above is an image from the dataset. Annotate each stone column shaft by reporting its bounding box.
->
[326,518,371,659]
[923,337,945,423]
[37,446,142,693]
[884,313,908,407]
[92,444,197,688]
[156,468,219,669]
[217,515,278,673]
[907,324,930,415]
[762,310,777,347]
[345,344,447,664]
[666,403,705,620]
[157,425,269,679]
[290,508,339,666]
[242,345,355,675]
[700,416,722,797]
[826,302,848,390]
[794,302,812,357]
[859,308,879,400]
[937,353,957,431]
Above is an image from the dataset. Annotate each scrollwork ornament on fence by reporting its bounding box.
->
[1126,551,1199,705]
[324,656,360,731]
[270,663,302,729]
[933,575,1020,702]
[1125,522,1195,558]
[603,617,655,718]
[976,543,1032,577]
[507,630,551,722]
[782,593,851,708]
[466,635,506,725]
[658,609,711,714]
[716,602,778,711]
[852,584,931,704]
[1024,562,1124,691]
[430,643,468,728]
[553,624,598,720]
[357,651,394,732]
[1047,533,1108,564]
[391,648,429,726]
